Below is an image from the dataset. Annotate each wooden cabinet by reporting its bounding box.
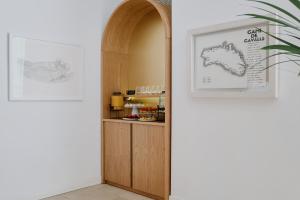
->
[103,121,131,187]
[103,120,167,199]
[132,124,165,197]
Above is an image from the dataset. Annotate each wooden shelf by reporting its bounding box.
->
[102,118,165,127]
[124,94,165,98]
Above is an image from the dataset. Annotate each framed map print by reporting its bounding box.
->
[9,34,84,101]
[188,18,278,98]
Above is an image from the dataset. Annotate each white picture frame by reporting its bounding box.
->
[9,34,84,101]
[187,18,279,98]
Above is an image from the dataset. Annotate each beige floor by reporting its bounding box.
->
[42,184,153,200]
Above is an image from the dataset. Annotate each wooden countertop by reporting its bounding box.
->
[102,119,165,127]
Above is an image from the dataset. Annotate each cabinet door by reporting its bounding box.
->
[132,124,165,197]
[104,122,131,187]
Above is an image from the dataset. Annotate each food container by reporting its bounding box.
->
[139,107,158,122]
[111,92,124,110]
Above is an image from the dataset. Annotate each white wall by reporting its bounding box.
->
[172,0,300,200]
[2,0,300,200]
[0,0,109,199]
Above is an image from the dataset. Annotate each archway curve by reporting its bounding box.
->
[101,2,171,198]
[102,0,171,53]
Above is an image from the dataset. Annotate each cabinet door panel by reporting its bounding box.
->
[104,122,131,187]
[132,124,165,197]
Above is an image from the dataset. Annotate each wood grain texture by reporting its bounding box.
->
[104,121,131,187]
[164,37,172,199]
[132,124,165,197]
[102,0,171,53]
[101,0,171,199]
[102,52,129,118]
[101,0,171,119]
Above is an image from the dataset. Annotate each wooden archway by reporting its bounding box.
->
[101,0,171,199]
[102,0,171,52]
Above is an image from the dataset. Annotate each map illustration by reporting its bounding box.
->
[200,41,248,77]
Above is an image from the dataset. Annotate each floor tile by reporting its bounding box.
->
[41,184,153,200]
[42,195,69,200]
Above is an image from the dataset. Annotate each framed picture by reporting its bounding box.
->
[187,18,278,98]
[9,34,84,101]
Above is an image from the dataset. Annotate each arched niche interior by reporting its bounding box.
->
[101,0,171,199]
[101,0,171,119]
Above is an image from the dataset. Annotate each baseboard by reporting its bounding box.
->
[169,195,184,200]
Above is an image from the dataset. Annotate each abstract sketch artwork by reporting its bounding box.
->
[21,59,73,83]
[9,35,84,101]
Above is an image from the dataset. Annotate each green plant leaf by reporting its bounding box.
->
[289,0,300,10]
[262,45,300,54]
[287,34,300,41]
[276,32,300,42]
[268,23,291,29]
[248,52,288,69]
[251,6,296,25]
[244,0,300,76]
[258,27,300,49]
[249,52,300,69]
[285,29,300,37]
[262,59,300,71]
[287,57,300,68]
[243,14,300,31]
[249,0,300,23]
